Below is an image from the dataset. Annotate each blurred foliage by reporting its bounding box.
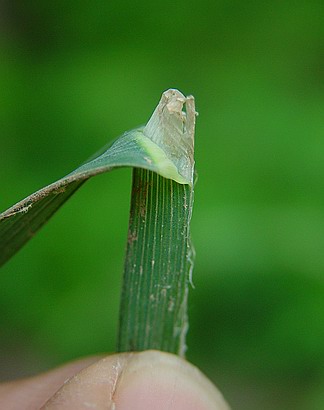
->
[0,1,324,409]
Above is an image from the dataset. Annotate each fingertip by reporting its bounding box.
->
[115,351,229,410]
[43,351,230,410]
[41,354,129,409]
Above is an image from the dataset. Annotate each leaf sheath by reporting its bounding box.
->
[117,168,194,356]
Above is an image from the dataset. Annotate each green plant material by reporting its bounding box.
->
[116,89,196,355]
[0,90,195,268]
[0,89,196,355]
[117,168,194,355]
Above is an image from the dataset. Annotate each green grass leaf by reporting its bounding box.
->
[0,90,195,268]
[1,89,196,355]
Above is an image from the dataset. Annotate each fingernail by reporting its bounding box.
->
[43,351,230,410]
[115,350,229,410]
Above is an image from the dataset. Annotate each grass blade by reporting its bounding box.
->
[117,90,196,355]
[0,90,195,268]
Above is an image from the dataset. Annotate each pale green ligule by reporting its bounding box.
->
[135,134,189,184]
[143,89,196,185]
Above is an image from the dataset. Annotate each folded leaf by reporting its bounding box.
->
[0,89,196,268]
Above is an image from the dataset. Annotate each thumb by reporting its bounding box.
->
[43,350,230,410]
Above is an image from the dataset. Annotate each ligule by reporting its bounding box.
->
[117,168,194,356]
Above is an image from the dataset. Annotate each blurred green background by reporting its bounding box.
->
[1,1,324,409]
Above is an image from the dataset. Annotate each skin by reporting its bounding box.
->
[0,350,230,410]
